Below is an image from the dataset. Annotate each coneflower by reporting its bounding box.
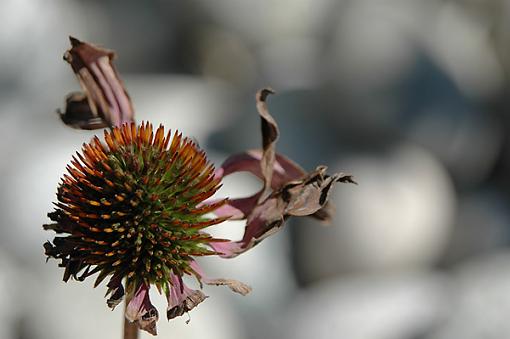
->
[44,122,250,335]
[44,37,354,338]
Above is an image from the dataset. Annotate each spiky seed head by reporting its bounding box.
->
[44,122,228,293]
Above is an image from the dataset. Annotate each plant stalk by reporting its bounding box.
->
[123,297,138,339]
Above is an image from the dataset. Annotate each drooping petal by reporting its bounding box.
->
[105,274,124,310]
[189,261,251,295]
[166,272,208,321]
[125,283,159,336]
[61,37,135,129]
[204,278,252,295]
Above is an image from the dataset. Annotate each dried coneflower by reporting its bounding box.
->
[44,122,250,335]
[44,37,355,338]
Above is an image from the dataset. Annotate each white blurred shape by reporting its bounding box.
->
[197,28,257,87]
[445,190,509,263]
[279,272,448,339]
[3,127,94,262]
[296,144,455,279]
[194,0,337,43]
[0,0,107,96]
[408,111,503,187]
[0,250,24,339]
[429,251,510,339]
[127,75,238,142]
[330,0,418,90]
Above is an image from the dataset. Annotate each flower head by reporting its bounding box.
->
[44,122,250,334]
[44,37,354,336]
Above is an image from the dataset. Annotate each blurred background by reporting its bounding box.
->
[1,0,510,338]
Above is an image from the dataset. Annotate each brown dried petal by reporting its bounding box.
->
[256,88,278,201]
[204,279,252,296]
[105,275,124,310]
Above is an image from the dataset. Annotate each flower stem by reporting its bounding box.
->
[123,297,138,339]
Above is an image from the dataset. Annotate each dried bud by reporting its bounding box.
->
[59,37,135,129]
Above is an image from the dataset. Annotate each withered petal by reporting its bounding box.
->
[166,272,208,321]
[210,88,356,257]
[204,279,252,295]
[105,274,125,310]
[126,283,159,335]
[189,261,252,295]
[256,88,278,201]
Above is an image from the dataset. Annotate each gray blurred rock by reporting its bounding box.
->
[427,251,510,339]
[276,271,448,339]
[293,144,456,283]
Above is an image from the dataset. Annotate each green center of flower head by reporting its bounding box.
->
[45,122,227,293]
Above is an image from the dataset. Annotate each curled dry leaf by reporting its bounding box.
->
[209,88,356,258]
[59,37,135,129]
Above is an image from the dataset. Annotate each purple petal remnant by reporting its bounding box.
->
[210,88,356,258]
[126,283,159,335]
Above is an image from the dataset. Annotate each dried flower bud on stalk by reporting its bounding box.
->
[44,38,355,336]
[59,37,135,129]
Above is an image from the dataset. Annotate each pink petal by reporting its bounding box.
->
[207,193,261,220]
[209,241,244,258]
